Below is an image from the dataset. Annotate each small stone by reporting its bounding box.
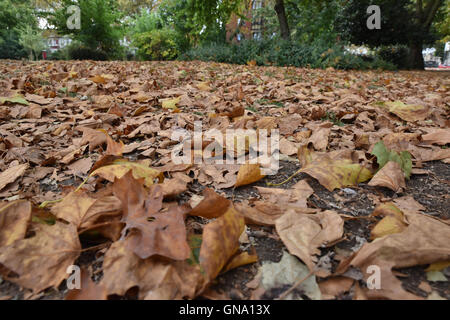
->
[343,188,357,196]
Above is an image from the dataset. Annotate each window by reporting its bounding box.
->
[252,0,263,10]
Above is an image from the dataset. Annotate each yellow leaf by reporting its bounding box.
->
[161,96,181,109]
[384,101,430,122]
[300,158,373,192]
[0,95,29,106]
[371,215,407,240]
[221,251,258,274]
[196,82,211,91]
[91,161,162,187]
[89,75,107,84]
[235,164,265,187]
[426,261,450,272]
[199,206,245,281]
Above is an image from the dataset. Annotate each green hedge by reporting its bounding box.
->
[180,39,396,70]
[133,28,179,61]
[376,45,410,70]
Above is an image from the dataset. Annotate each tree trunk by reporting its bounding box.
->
[408,40,425,70]
[274,0,290,40]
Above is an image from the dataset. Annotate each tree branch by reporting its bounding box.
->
[423,0,443,29]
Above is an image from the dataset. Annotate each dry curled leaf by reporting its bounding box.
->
[337,209,450,300]
[235,164,265,187]
[91,160,162,188]
[0,200,31,247]
[188,188,230,219]
[112,171,190,260]
[297,147,373,192]
[51,191,122,229]
[275,210,344,271]
[368,161,406,192]
[0,221,80,293]
[65,269,107,300]
[0,163,28,192]
[383,101,430,122]
[199,205,246,282]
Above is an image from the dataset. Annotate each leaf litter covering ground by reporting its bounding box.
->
[0,60,449,300]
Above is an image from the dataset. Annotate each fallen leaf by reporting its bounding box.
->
[261,251,322,300]
[189,188,230,219]
[422,129,450,146]
[78,127,107,152]
[296,147,372,192]
[337,209,450,299]
[221,251,258,274]
[368,161,406,192]
[161,96,181,110]
[0,221,80,293]
[276,210,344,271]
[101,130,124,156]
[91,160,162,188]
[0,200,31,247]
[199,205,245,282]
[0,95,29,106]
[101,236,202,299]
[235,164,265,187]
[318,277,354,300]
[371,214,407,240]
[0,163,28,192]
[383,101,430,122]
[112,172,190,260]
[51,191,122,229]
[371,141,412,179]
[65,269,107,300]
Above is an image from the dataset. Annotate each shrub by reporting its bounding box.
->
[68,45,109,61]
[48,49,68,61]
[376,45,410,69]
[133,29,179,61]
[0,31,27,59]
[180,39,396,71]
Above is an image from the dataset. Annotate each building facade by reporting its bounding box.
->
[226,0,266,43]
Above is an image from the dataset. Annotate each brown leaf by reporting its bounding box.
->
[67,158,93,175]
[279,138,298,156]
[0,221,80,293]
[368,161,406,192]
[199,205,245,281]
[318,277,354,300]
[52,191,122,229]
[422,129,450,146]
[101,236,202,299]
[308,127,331,151]
[78,127,107,152]
[371,204,408,240]
[159,178,188,198]
[256,179,314,209]
[65,269,107,300]
[276,210,344,271]
[337,210,450,299]
[0,200,31,247]
[112,172,190,260]
[0,163,28,192]
[102,130,124,156]
[189,188,230,219]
